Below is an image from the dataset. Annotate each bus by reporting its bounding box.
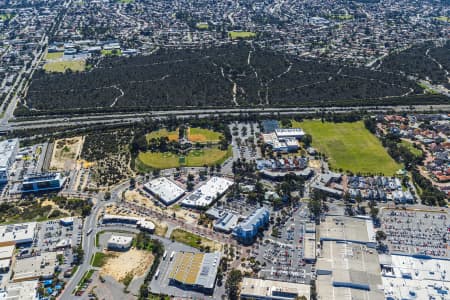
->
[154,269,160,279]
[163,251,167,260]
[170,251,175,261]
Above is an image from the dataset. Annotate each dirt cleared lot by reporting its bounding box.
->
[100,248,154,282]
[50,136,84,171]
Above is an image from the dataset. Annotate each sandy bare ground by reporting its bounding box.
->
[100,248,154,282]
[308,159,321,169]
[124,189,199,224]
[49,136,84,171]
[40,199,71,216]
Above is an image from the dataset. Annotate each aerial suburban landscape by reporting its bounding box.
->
[0,0,449,299]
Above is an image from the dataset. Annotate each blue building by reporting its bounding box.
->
[232,207,270,244]
[21,173,66,193]
[261,120,279,133]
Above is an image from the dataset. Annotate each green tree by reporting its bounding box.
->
[375,230,387,244]
[302,134,313,147]
[225,269,242,300]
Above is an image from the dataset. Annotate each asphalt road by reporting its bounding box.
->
[59,181,130,299]
[4,104,450,132]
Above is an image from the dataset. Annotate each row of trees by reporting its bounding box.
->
[412,170,447,207]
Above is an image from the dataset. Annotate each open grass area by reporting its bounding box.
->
[196,22,209,30]
[43,60,86,73]
[0,14,14,21]
[137,146,231,169]
[146,128,179,142]
[296,120,402,175]
[400,140,423,157]
[101,49,122,56]
[45,51,64,60]
[417,82,438,94]
[228,31,256,39]
[170,228,220,251]
[91,252,110,268]
[435,16,450,22]
[186,147,230,165]
[188,127,223,143]
[138,152,180,169]
[330,14,354,20]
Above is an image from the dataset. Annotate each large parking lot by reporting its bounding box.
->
[35,217,82,253]
[380,209,449,257]
[230,122,261,162]
[255,204,312,284]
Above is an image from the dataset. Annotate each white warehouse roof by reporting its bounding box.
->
[182,177,233,208]
[108,235,133,246]
[144,177,186,205]
[275,128,305,138]
[0,222,36,244]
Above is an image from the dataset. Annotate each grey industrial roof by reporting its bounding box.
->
[195,252,221,289]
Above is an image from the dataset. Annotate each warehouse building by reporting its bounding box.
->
[316,215,383,300]
[21,173,66,193]
[107,235,133,251]
[262,133,299,153]
[380,254,450,299]
[319,216,377,248]
[213,211,239,233]
[0,139,19,184]
[143,177,185,205]
[303,232,317,263]
[0,243,15,273]
[232,207,270,244]
[316,240,384,300]
[261,127,305,153]
[181,177,233,208]
[168,251,221,294]
[107,234,133,251]
[274,128,305,139]
[0,280,38,300]
[261,120,279,133]
[240,277,310,300]
[12,252,57,281]
[0,223,37,246]
[102,214,155,233]
[59,217,74,226]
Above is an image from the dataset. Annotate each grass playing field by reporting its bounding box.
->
[43,60,86,73]
[137,146,231,169]
[296,120,402,175]
[101,49,122,56]
[196,22,209,30]
[45,51,64,60]
[187,127,223,143]
[228,31,256,39]
[146,128,179,142]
